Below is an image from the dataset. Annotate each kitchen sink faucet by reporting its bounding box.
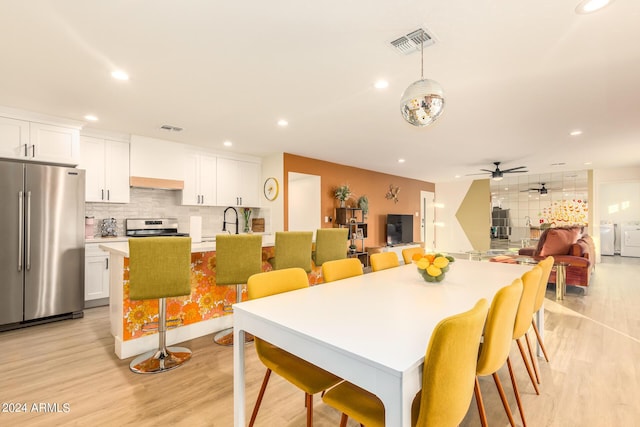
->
[222,207,239,234]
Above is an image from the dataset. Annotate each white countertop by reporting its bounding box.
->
[99,233,274,257]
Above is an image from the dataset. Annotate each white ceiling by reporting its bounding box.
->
[1,0,639,182]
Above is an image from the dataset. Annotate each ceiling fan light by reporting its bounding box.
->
[492,176,503,181]
[400,78,445,127]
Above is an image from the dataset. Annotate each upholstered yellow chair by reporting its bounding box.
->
[268,231,313,272]
[402,247,424,264]
[370,251,400,272]
[506,266,543,426]
[530,256,554,382]
[128,236,192,374]
[321,258,363,283]
[474,278,523,427]
[246,268,343,427]
[322,299,490,427]
[214,234,263,346]
[312,228,348,266]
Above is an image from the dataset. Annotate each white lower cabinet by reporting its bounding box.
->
[85,244,110,303]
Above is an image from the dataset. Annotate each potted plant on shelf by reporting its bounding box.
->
[334,185,352,207]
[357,195,369,219]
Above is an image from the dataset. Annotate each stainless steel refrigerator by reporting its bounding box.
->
[0,160,85,330]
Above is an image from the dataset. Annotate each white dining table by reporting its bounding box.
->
[233,259,534,426]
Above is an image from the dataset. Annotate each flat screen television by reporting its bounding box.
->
[386,214,414,246]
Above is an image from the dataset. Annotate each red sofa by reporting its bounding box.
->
[518,226,595,292]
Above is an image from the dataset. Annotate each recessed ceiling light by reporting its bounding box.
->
[576,0,614,14]
[111,70,129,81]
[277,119,288,127]
[374,80,389,89]
[223,141,233,147]
[584,161,593,165]
[84,115,98,121]
[398,158,405,163]
[570,130,583,136]
[454,175,461,178]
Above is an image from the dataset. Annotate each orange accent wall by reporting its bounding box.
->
[284,153,435,247]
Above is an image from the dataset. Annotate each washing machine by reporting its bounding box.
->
[621,223,640,257]
[600,223,615,256]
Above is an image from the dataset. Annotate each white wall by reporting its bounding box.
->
[288,172,321,236]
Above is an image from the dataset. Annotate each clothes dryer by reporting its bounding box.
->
[621,223,640,257]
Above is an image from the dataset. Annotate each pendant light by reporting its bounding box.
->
[400,32,445,127]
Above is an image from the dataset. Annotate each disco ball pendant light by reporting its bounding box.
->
[400,34,445,127]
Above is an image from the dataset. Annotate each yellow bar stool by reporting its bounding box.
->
[213,234,262,346]
[268,231,313,272]
[128,236,192,374]
[529,255,555,383]
[312,228,349,266]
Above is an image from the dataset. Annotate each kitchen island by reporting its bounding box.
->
[101,236,327,359]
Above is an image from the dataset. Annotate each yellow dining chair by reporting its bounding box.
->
[474,278,523,427]
[321,258,363,282]
[128,236,192,374]
[530,255,554,383]
[268,231,313,272]
[322,299,490,427]
[402,247,424,264]
[214,234,263,346]
[312,228,349,266]
[370,251,400,272]
[246,268,343,427]
[507,266,543,427]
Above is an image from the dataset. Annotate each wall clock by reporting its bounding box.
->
[263,177,279,201]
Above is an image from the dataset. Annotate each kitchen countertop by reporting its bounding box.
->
[99,233,274,257]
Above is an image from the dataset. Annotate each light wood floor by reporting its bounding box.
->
[1,256,639,426]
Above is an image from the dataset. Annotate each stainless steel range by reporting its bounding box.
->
[125,218,188,237]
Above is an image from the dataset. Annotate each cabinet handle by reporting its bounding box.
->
[18,191,23,272]
[107,190,110,201]
[101,189,105,200]
[201,195,204,204]
[105,258,109,270]
[23,144,28,157]
[31,144,36,158]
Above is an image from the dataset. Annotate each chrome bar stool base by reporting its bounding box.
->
[129,346,192,374]
[213,283,254,346]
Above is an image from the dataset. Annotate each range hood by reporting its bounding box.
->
[129,176,184,190]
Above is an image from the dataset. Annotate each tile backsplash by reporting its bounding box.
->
[84,187,267,238]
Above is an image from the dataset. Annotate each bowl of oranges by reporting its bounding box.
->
[413,252,455,283]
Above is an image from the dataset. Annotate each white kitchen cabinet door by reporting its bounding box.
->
[29,122,80,165]
[0,116,30,160]
[85,245,110,301]
[216,158,260,206]
[79,136,106,202]
[104,140,130,203]
[182,153,217,206]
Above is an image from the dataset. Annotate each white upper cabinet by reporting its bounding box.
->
[182,151,217,206]
[0,116,80,165]
[79,135,130,203]
[0,117,30,158]
[216,157,261,207]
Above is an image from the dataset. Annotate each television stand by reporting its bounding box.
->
[382,243,420,264]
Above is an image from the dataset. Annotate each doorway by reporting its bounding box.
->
[288,172,321,236]
[421,191,435,250]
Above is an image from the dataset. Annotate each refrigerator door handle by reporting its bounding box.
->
[18,191,24,271]
[26,191,31,271]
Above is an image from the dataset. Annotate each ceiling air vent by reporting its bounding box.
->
[390,27,436,55]
[160,124,183,132]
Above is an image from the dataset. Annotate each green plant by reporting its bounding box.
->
[334,185,352,202]
[357,195,369,215]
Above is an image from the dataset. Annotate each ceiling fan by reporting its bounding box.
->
[522,183,550,195]
[468,161,528,181]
